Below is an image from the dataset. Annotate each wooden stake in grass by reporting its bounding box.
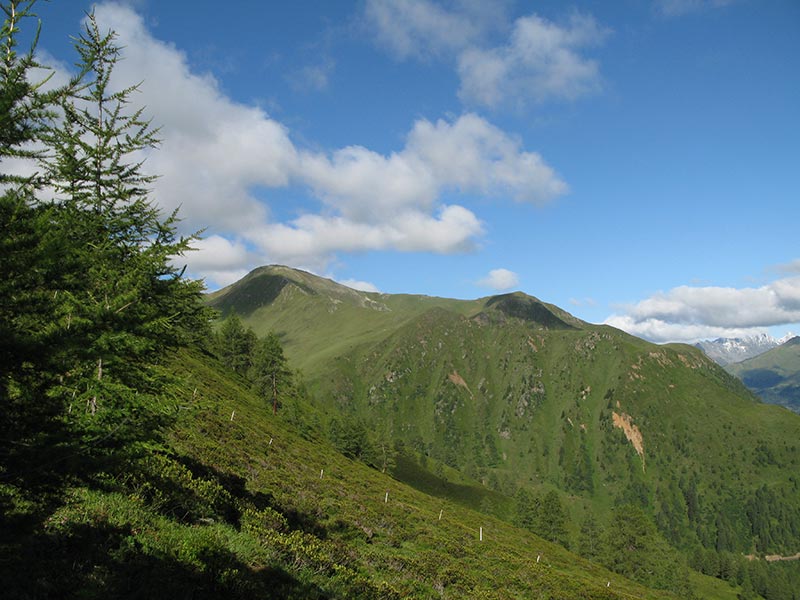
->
[230,410,235,421]
[320,469,324,479]
[536,554,541,564]
[384,491,389,503]
[479,527,483,541]
[438,509,443,521]
[269,437,273,445]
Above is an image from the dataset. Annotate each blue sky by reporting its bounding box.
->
[32,0,800,343]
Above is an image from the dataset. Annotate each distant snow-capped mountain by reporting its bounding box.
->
[695,333,795,366]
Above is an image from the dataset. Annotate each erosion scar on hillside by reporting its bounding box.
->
[612,411,645,471]
[448,370,474,398]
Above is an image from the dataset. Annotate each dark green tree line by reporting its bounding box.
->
[1,2,209,495]
[214,314,295,415]
[514,488,570,548]
[601,505,691,596]
[215,313,257,376]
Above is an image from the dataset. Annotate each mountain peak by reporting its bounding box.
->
[483,292,577,330]
[207,265,388,317]
[696,333,782,366]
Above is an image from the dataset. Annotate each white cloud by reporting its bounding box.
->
[189,235,251,271]
[405,114,568,204]
[365,0,607,108]
[478,268,519,291]
[248,204,484,269]
[603,316,770,345]
[364,0,484,60]
[458,13,607,108]
[289,58,335,92]
[337,278,381,293]
[605,276,800,343]
[37,3,566,289]
[777,258,800,274]
[296,113,568,219]
[175,235,253,289]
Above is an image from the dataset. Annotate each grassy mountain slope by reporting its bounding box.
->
[3,346,696,599]
[170,350,681,599]
[207,265,480,374]
[209,266,800,563]
[728,337,800,413]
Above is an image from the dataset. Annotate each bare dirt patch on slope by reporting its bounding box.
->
[612,411,645,470]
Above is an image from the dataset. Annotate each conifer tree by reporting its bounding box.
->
[0,0,77,475]
[216,313,257,375]
[0,0,64,180]
[514,487,537,531]
[1,0,50,373]
[537,490,570,547]
[578,513,603,561]
[32,12,209,452]
[1,7,208,467]
[602,504,691,595]
[249,331,291,414]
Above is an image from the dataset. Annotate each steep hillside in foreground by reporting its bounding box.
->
[207,266,800,565]
[728,337,800,413]
[168,350,681,599]
[2,347,691,599]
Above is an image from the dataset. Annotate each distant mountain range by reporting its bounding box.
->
[207,265,800,568]
[695,332,796,366]
[727,336,800,413]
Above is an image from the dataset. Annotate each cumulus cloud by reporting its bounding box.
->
[478,268,519,291]
[776,258,800,274]
[364,0,485,60]
[405,114,568,204]
[458,13,607,107]
[296,113,567,219]
[248,205,484,269]
[181,235,253,288]
[605,276,800,343]
[41,3,566,288]
[337,278,381,293]
[365,0,607,108]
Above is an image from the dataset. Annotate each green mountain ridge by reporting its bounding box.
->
[207,265,800,573]
[167,349,685,598]
[727,337,800,413]
[6,346,692,599]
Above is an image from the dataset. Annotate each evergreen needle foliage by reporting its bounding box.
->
[1,0,210,516]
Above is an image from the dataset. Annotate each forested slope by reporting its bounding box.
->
[212,266,800,599]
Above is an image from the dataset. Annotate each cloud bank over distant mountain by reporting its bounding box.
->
[606,275,800,343]
[478,268,520,291]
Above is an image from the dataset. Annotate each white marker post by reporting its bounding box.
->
[438,509,443,521]
[230,410,235,421]
[269,437,273,445]
[479,527,483,541]
[320,469,324,479]
[537,554,541,564]
[384,491,389,503]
